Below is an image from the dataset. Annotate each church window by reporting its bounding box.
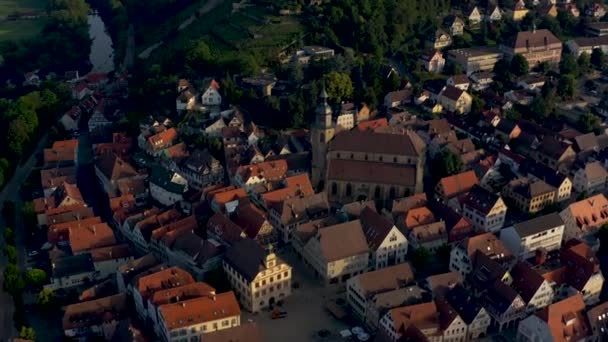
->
[346,184,352,197]
[331,183,337,195]
[374,186,381,198]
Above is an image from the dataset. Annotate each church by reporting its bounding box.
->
[310,89,426,206]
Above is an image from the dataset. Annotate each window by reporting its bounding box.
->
[284,271,288,277]
[346,183,352,197]
[222,320,229,326]
[394,157,397,163]
[331,183,337,195]
[337,153,341,158]
[375,186,381,198]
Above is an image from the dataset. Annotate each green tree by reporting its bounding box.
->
[3,245,17,264]
[36,288,57,312]
[412,247,431,270]
[510,54,529,77]
[432,150,463,178]
[557,75,575,99]
[578,52,591,75]
[25,269,47,287]
[560,53,579,76]
[185,40,212,72]
[494,58,512,82]
[324,71,353,103]
[578,112,600,133]
[471,95,485,114]
[3,227,15,245]
[7,119,30,156]
[19,326,36,340]
[591,48,606,69]
[3,263,24,295]
[529,96,553,119]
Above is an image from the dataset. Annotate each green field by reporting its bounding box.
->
[0,18,47,42]
[0,0,47,18]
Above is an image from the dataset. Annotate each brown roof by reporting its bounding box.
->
[327,159,417,187]
[405,207,436,229]
[561,241,600,291]
[40,166,76,190]
[109,194,136,213]
[462,185,500,215]
[510,261,546,303]
[427,119,451,135]
[463,232,512,260]
[536,294,590,342]
[511,29,561,49]
[385,89,412,104]
[212,187,248,207]
[273,192,329,225]
[360,207,397,250]
[410,221,447,243]
[392,193,428,217]
[46,206,95,225]
[202,323,264,342]
[117,177,147,197]
[445,139,476,155]
[450,74,469,85]
[261,174,314,207]
[150,282,216,306]
[164,142,190,162]
[354,263,415,298]
[47,216,102,243]
[586,301,608,332]
[207,213,244,244]
[341,200,376,219]
[318,220,369,262]
[438,170,479,199]
[388,302,440,334]
[63,293,127,330]
[234,203,269,239]
[96,154,138,181]
[582,161,608,181]
[508,177,556,199]
[136,267,195,299]
[236,159,288,183]
[441,85,466,101]
[69,223,117,254]
[425,271,463,298]
[90,244,132,262]
[159,291,240,332]
[44,141,78,165]
[117,253,158,275]
[329,129,425,157]
[148,127,178,150]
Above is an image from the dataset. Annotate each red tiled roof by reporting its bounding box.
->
[159,292,240,332]
[47,216,102,243]
[405,207,436,229]
[438,170,479,199]
[357,118,388,131]
[137,267,195,299]
[90,244,132,262]
[69,223,116,254]
[261,174,314,207]
[536,294,590,342]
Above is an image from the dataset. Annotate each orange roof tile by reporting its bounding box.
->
[404,206,436,229]
[90,244,133,262]
[262,174,314,207]
[212,187,248,206]
[52,139,79,149]
[536,294,590,342]
[148,127,178,150]
[565,194,608,233]
[389,301,440,334]
[464,232,512,259]
[357,118,388,131]
[236,160,288,183]
[109,194,136,212]
[438,170,479,199]
[47,216,102,243]
[63,293,127,331]
[69,223,116,254]
[159,291,240,332]
[150,282,215,306]
[136,267,195,299]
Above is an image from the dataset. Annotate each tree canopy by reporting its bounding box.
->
[324,71,354,103]
[25,269,47,288]
[510,54,529,77]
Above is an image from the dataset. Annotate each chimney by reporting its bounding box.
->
[535,248,548,265]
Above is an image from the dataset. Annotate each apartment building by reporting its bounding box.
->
[444,285,491,340]
[510,262,555,315]
[503,177,556,214]
[501,29,562,66]
[223,239,292,313]
[560,194,608,241]
[293,218,369,284]
[450,232,514,276]
[462,185,507,233]
[447,47,504,75]
[573,161,608,195]
[346,263,415,328]
[500,213,565,260]
[516,294,590,342]
[158,292,240,342]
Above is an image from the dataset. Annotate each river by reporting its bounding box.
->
[88,13,115,73]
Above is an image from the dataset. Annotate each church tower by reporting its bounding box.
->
[311,87,335,190]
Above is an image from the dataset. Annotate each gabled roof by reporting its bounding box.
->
[147,127,178,149]
[510,261,546,303]
[96,154,138,181]
[441,86,466,101]
[224,239,272,282]
[463,185,501,215]
[136,266,195,299]
[236,159,288,183]
[404,206,436,229]
[360,207,396,251]
[329,129,425,157]
[272,192,329,225]
[159,292,240,332]
[389,302,440,335]
[513,213,564,238]
[425,271,463,298]
[391,193,428,217]
[485,278,520,314]
[69,223,117,254]
[536,294,590,342]
[509,29,561,49]
[63,293,127,331]
[317,220,369,262]
[328,158,418,187]
[508,177,555,199]
[234,203,270,239]
[352,263,415,299]
[150,282,215,306]
[444,285,483,324]
[462,232,512,260]
[438,170,479,199]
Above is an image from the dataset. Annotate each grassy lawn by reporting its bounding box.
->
[0,0,46,18]
[0,18,47,42]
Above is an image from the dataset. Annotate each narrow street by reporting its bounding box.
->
[0,134,48,341]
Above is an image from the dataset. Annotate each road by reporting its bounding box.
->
[138,0,224,59]
[0,134,48,341]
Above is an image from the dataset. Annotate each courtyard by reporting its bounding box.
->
[242,248,354,342]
